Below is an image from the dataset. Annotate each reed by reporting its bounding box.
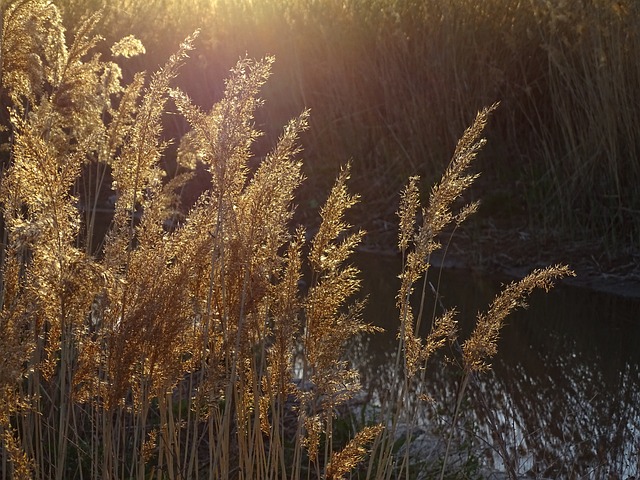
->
[0,2,574,479]
[364,105,574,480]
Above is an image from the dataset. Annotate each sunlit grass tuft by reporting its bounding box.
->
[0,2,576,479]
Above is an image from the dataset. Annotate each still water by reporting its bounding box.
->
[352,252,640,478]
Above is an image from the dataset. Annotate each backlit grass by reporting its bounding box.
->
[0,1,589,479]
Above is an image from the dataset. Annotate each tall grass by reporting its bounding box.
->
[522,1,640,249]
[0,1,574,479]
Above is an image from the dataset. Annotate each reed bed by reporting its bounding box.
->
[1,1,574,479]
[51,0,640,251]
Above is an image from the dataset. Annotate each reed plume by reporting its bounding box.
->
[463,264,575,373]
[371,103,574,480]
[396,104,497,378]
[325,424,384,480]
[304,164,372,407]
[295,164,382,478]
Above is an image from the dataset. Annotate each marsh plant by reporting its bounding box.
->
[0,2,572,479]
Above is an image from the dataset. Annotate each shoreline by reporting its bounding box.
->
[356,226,640,300]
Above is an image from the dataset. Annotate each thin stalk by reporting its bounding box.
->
[439,372,470,480]
[90,396,98,480]
[185,372,199,480]
[71,402,85,480]
[158,393,174,480]
[55,313,71,480]
[102,409,110,480]
[134,378,150,480]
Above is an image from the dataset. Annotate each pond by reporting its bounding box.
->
[351,252,640,478]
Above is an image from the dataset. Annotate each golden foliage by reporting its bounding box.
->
[463,264,575,372]
[111,34,145,58]
[325,424,384,480]
[397,175,420,254]
[0,2,323,475]
[396,104,498,377]
[1,0,66,106]
[304,165,380,410]
[0,2,576,479]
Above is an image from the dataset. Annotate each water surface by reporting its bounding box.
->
[353,252,640,478]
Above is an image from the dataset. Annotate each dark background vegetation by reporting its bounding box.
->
[59,0,640,263]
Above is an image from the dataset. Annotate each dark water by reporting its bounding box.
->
[352,252,640,478]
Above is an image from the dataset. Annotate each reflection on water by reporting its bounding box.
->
[352,253,640,478]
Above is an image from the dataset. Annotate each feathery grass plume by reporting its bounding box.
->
[299,164,382,472]
[396,103,498,378]
[140,429,158,463]
[111,34,145,58]
[0,5,131,478]
[0,1,114,387]
[0,0,66,108]
[0,317,33,480]
[227,110,308,347]
[165,57,312,478]
[397,175,420,256]
[233,115,308,477]
[423,308,458,360]
[267,225,305,384]
[168,58,305,358]
[0,419,32,480]
[0,303,31,391]
[325,424,384,480]
[170,56,272,199]
[49,12,120,143]
[1,15,200,477]
[214,112,308,479]
[94,35,201,423]
[302,413,323,461]
[87,34,199,472]
[305,164,368,401]
[104,32,197,270]
[309,164,366,275]
[261,227,305,428]
[375,108,496,480]
[440,264,574,480]
[254,226,305,476]
[100,71,145,165]
[169,60,276,389]
[463,264,575,373]
[81,70,145,253]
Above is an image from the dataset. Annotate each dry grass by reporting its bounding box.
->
[0,2,575,479]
